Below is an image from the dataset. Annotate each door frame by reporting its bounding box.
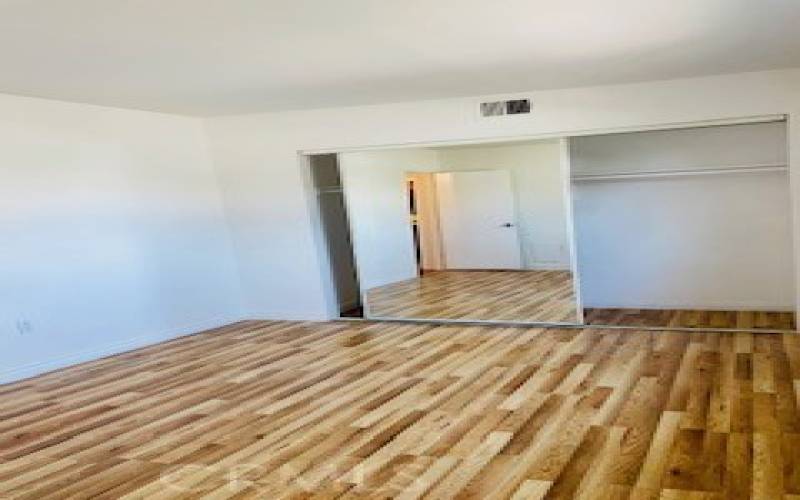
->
[405,172,444,273]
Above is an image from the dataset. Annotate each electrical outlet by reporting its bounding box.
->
[16,320,32,336]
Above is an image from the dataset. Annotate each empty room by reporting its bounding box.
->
[1,1,800,499]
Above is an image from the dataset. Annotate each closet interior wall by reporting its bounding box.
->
[570,121,794,313]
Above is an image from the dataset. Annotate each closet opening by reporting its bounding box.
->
[308,154,363,318]
[571,119,795,330]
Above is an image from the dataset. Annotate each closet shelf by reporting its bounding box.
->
[571,163,787,182]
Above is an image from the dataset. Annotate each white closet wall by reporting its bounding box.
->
[571,121,794,310]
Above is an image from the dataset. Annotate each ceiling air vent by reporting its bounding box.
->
[479,98,531,118]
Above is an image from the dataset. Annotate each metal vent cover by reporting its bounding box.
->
[479,98,531,117]
[480,101,506,117]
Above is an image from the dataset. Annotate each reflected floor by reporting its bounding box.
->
[366,270,578,323]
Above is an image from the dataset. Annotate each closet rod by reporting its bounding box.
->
[571,163,787,182]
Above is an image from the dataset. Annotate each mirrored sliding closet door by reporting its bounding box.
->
[338,139,581,325]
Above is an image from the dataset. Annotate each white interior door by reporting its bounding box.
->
[435,170,522,269]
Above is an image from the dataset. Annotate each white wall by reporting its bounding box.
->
[573,174,793,309]
[338,149,439,290]
[571,122,793,310]
[0,94,243,383]
[204,68,800,321]
[571,121,787,175]
[436,141,569,269]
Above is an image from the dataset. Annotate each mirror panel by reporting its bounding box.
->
[338,139,580,325]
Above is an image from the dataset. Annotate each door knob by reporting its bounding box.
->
[500,223,514,228]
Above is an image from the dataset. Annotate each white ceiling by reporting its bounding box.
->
[1,0,799,116]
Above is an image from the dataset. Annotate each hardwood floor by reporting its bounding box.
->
[584,308,796,331]
[366,270,578,324]
[1,320,799,498]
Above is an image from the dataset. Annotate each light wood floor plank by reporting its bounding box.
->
[366,270,578,323]
[0,320,797,498]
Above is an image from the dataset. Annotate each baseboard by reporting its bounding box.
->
[524,263,571,271]
[0,314,245,386]
[436,267,571,272]
[248,310,330,321]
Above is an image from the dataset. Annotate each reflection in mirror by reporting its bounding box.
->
[338,139,580,324]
